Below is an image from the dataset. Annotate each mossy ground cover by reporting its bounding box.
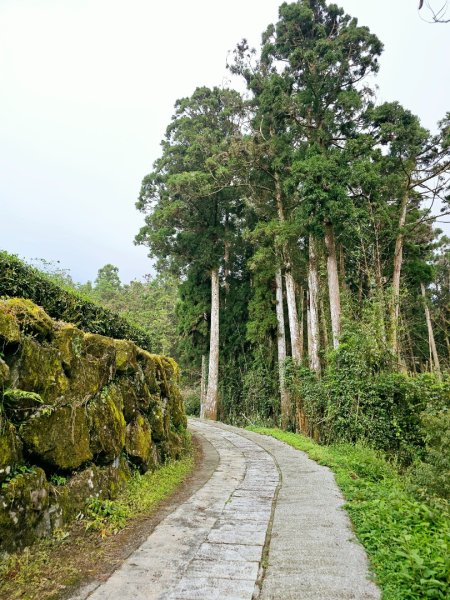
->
[247,427,449,600]
[0,450,194,600]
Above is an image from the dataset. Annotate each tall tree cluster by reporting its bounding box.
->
[136,1,449,436]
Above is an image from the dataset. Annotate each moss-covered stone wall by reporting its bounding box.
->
[0,298,187,553]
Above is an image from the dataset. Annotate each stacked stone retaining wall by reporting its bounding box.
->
[0,298,187,552]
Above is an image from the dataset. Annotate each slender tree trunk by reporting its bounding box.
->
[224,214,230,295]
[275,269,290,428]
[200,354,207,417]
[307,292,312,361]
[390,190,409,357]
[319,294,330,350]
[308,235,321,375]
[275,172,302,364]
[299,286,305,361]
[324,223,341,349]
[339,245,347,291]
[285,272,302,363]
[204,268,219,420]
[421,283,442,380]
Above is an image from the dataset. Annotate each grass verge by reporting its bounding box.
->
[0,451,194,600]
[247,427,449,600]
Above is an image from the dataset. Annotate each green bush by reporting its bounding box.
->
[183,389,200,416]
[287,328,448,467]
[411,401,450,500]
[0,251,153,350]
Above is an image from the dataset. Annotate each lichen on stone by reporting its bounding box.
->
[0,357,10,388]
[0,298,54,341]
[0,467,48,551]
[113,339,138,373]
[125,414,153,470]
[19,405,92,470]
[0,297,187,551]
[0,309,21,347]
[0,416,23,482]
[88,388,126,463]
[8,337,69,404]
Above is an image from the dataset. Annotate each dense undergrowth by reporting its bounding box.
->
[249,427,449,600]
[0,452,194,600]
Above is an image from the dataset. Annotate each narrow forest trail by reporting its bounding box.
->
[71,420,380,600]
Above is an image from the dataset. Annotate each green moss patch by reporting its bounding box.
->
[20,406,92,470]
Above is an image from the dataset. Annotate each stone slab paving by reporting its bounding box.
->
[74,419,278,600]
[73,420,380,600]
[214,423,381,600]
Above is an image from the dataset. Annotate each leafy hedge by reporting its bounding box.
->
[0,251,152,351]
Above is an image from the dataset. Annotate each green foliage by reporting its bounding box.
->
[49,474,67,486]
[83,452,193,535]
[410,386,450,500]
[183,388,201,417]
[84,497,128,533]
[287,321,448,465]
[82,266,180,357]
[0,251,153,351]
[249,427,449,600]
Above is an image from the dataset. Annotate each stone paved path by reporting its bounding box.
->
[72,420,380,600]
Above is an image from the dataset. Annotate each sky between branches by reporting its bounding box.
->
[0,0,448,283]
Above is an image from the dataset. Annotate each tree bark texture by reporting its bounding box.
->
[324,223,341,349]
[204,268,219,420]
[421,282,442,380]
[275,269,290,428]
[275,172,302,364]
[308,235,321,375]
[200,354,207,418]
[285,272,303,363]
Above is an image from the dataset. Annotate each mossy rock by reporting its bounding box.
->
[20,405,92,470]
[65,355,110,404]
[84,333,116,381]
[51,458,130,524]
[88,389,126,463]
[0,417,23,482]
[147,397,167,442]
[0,357,10,387]
[116,371,152,421]
[0,467,49,552]
[159,356,180,383]
[8,337,68,404]
[167,386,188,431]
[0,298,53,341]
[136,349,159,394]
[152,355,180,398]
[157,431,185,462]
[113,339,139,373]
[54,323,85,370]
[0,309,21,346]
[2,388,44,424]
[125,415,153,470]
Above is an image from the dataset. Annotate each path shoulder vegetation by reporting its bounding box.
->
[248,427,449,600]
[0,452,194,600]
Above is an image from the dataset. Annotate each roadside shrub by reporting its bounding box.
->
[183,389,200,416]
[287,327,448,467]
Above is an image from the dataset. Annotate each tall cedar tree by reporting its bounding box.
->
[135,87,244,420]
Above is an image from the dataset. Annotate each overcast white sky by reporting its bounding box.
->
[1,0,449,283]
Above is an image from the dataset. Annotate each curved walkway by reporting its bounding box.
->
[72,420,380,600]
